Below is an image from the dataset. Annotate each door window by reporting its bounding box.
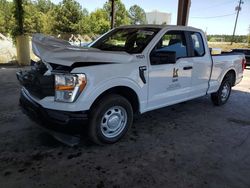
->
[154,31,188,60]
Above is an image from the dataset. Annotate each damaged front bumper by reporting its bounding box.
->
[19,87,88,135]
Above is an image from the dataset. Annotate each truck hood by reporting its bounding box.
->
[32,34,134,67]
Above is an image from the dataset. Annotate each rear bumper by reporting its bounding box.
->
[20,88,88,135]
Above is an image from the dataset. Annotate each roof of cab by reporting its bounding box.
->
[118,24,203,32]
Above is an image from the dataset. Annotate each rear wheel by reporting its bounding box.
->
[211,74,233,106]
[88,94,133,145]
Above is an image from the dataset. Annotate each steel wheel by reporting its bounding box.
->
[211,74,232,106]
[88,94,133,145]
[100,106,127,138]
[221,83,230,102]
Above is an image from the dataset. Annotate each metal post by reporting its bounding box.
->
[177,0,191,26]
[110,0,115,29]
[231,0,243,45]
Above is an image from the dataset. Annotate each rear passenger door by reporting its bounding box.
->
[187,31,212,97]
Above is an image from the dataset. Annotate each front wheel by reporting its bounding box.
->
[88,94,133,145]
[211,77,232,106]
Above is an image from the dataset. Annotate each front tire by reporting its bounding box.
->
[211,75,233,106]
[88,94,133,145]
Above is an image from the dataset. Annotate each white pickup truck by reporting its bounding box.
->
[17,25,246,145]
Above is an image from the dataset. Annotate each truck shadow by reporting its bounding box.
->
[32,88,250,148]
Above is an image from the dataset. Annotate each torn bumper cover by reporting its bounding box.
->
[19,87,88,135]
[16,61,55,99]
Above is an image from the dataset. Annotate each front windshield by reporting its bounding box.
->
[91,27,161,54]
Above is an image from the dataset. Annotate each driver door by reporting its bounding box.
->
[147,30,193,110]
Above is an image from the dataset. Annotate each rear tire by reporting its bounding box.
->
[88,94,133,145]
[211,74,233,106]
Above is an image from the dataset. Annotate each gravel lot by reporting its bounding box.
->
[0,67,250,188]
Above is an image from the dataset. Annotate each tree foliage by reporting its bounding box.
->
[0,1,6,34]
[0,0,150,36]
[207,35,248,43]
[128,5,146,25]
[23,1,44,34]
[89,9,110,34]
[34,0,54,13]
[0,0,14,35]
[103,0,130,27]
[76,9,91,34]
[51,0,83,33]
[1,0,249,42]
[12,0,25,36]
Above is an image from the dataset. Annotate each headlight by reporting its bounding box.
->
[55,73,87,102]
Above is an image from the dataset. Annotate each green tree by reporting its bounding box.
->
[51,0,83,33]
[103,0,130,27]
[32,0,56,34]
[77,9,91,34]
[0,0,14,35]
[34,0,54,13]
[12,0,25,37]
[40,9,55,34]
[0,7,4,34]
[11,0,52,36]
[207,34,247,43]
[89,9,109,34]
[23,1,44,34]
[128,5,146,25]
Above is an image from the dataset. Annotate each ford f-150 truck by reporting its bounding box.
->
[17,25,246,145]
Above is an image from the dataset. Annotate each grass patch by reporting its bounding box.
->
[208,42,249,52]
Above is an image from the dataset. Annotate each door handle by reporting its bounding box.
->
[183,66,193,70]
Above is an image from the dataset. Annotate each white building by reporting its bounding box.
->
[146,10,171,25]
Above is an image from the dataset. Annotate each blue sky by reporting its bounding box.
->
[52,0,250,35]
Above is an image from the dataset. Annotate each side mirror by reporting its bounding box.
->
[150,50,176,65]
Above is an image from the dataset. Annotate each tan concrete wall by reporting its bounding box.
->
[16,35,30,66]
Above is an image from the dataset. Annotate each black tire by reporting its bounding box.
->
[211,74,233,106]
[88,94,133,145]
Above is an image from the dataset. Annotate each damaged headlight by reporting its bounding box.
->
[55,74,87,102]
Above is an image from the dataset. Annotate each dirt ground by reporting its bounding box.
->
[0,66,250,188]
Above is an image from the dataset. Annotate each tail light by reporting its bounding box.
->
[242,58,246,72]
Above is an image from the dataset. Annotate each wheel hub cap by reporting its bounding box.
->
[107,115,120,130]
[100,106,128,138]
[221,84,229,101]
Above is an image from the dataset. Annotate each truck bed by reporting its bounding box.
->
[208,53,245,94]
